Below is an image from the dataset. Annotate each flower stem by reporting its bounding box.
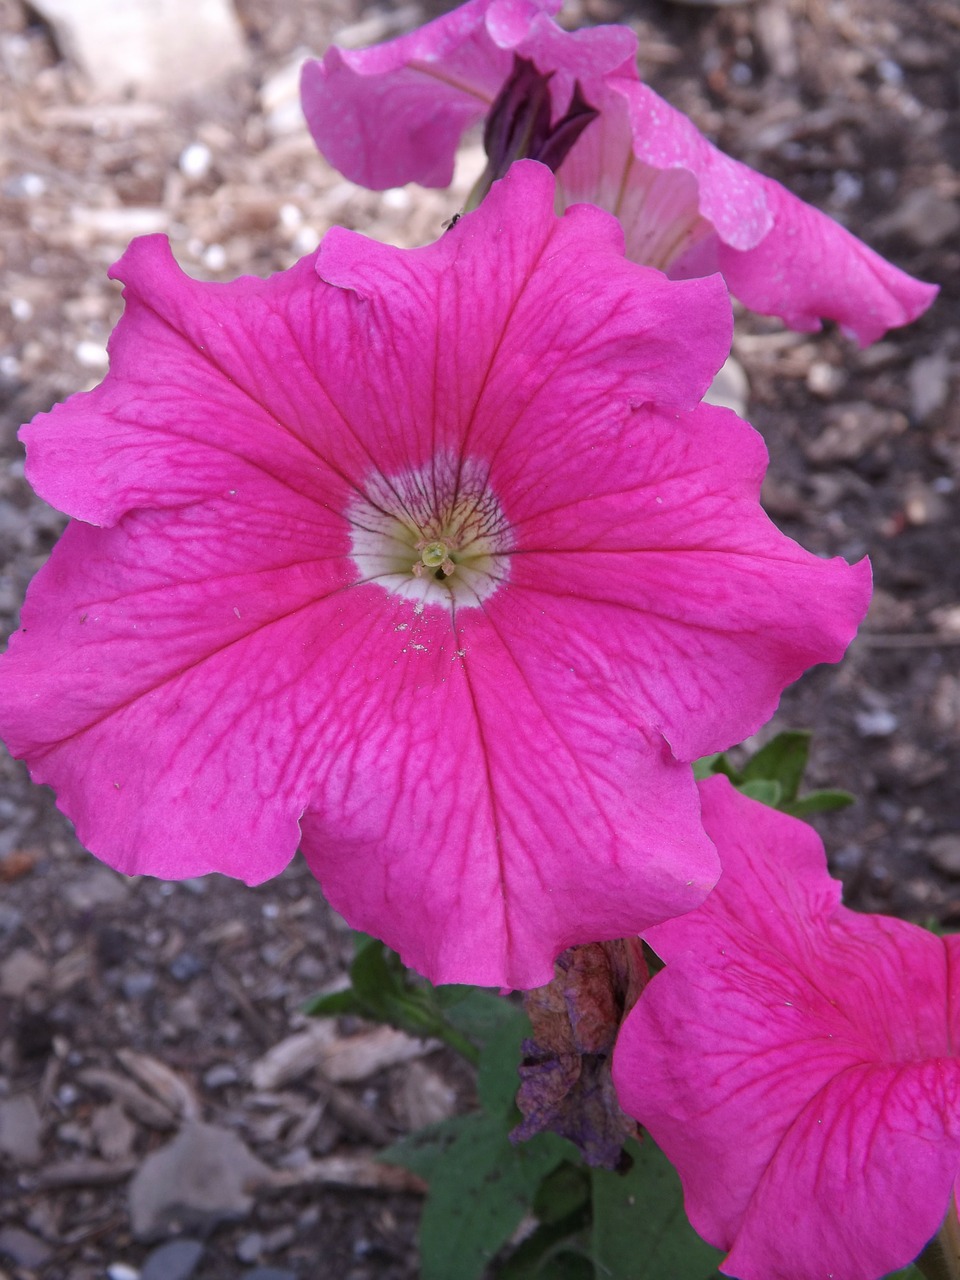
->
[435,1021,481,1067]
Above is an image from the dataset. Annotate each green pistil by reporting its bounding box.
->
[415,539,456,579]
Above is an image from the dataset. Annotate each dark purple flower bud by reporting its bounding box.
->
[465,55,599,212]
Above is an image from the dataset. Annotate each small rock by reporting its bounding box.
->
[259,50,311,138]
[203,1063,239,1090]
[236,1231,264,1263]
[0,948,48,998]
[140,1238,205,1280]
[903,479,947,526]
[129,1121,271,1239]
[179,143,212,181]
[806,360,844,399]
[805,405,907,465]
[169,952,204,983]
[703,355,748,418]
[107,1266,140,1280]
[92,1102,137,1161]
[931,675,960,735]
[66,867,127,911]
[0,1226,52,1269]
[0,1094,42,1165]
[30,0,247,99]
[855,708,899,738]
[0,903,22,938]
[929,835,960,878]
[75,340,109,370]
[909,351,951,425]
[122,971,156,1000]
[873,187,960,249]
[168,996,202,1032]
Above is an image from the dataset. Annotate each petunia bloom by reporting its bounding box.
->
[0,164,870,989]
[301,0,937,346]
[613,775,960,1280]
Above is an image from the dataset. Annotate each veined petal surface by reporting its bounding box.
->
[0,165,868,988]
[614,776,960,1280]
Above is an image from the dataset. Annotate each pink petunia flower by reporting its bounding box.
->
[0,165,870,989]
[613,775,960,1280]
[300,0,937,346]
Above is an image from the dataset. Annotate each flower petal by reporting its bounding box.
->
[614,777,960,1280]
[0,165,867,989]
[300,0,632,191]
[301,0,935,342]
[669,171,939,345]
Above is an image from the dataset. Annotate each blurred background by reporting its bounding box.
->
[0,0,958,1276]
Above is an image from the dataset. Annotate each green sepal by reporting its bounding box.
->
[737,778,782,807]
[695,730,856,818]
[781,788,856,817]
[739,730,810,800]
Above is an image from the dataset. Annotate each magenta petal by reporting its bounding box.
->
[669,168,939,345]
[300,0,634,191]
[0,165,868,988]
[614,777,960,1280]
[302,0,935,341]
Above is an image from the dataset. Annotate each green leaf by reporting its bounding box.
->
[692,753,724,781]
[740,730,810,800]
[446,989,527,1051]
[497,1166,592,1279]
[533,1163,591,1226]
[404,1112,570,1280]
[477,1004,530,1118]
[381,1115,474,1181]
[782,788,855,817]
[434,983,476,1009]
[737,778,782,808]
[497,1227,593,1280]
[300,988,367,1018]
[694,752,741,783]
[591,1139,724,1280]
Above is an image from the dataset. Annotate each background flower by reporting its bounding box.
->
[0,164,869,989]
[614,775,960,1280]
[301,0,936,345]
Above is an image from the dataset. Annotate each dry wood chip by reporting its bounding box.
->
[267,1153,426,1195]
[29,1157,137,1189]
[116,1049,200,1121]
[77,1068,177,1130]
[316,1078,393,1146]
[250,1023,437,1090]
[91,1102,137,1162]
[805,405,908,465]
[249,1023,338,1090]
[322,1026,438,1083]
[51,945,94,995]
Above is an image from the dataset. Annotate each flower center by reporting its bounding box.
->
[346,455,512,609]
[416,539,455,578]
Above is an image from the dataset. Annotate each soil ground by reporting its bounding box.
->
[0,0,958,1276]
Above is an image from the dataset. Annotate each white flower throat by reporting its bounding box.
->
[347,455,512,609]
